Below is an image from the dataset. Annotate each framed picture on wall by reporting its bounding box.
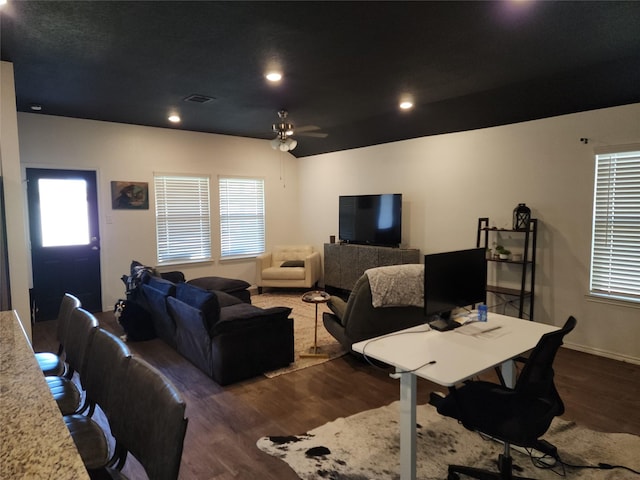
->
[111,181,149,210]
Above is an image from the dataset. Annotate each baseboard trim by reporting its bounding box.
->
[563,341,640,366]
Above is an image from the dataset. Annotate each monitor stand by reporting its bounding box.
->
[428,312,460,332]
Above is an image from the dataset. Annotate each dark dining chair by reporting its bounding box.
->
[46,306,98,415]
[103,355,188,480]
[430,316,577,480]
[35,293,81,376]
[65,326,131,471]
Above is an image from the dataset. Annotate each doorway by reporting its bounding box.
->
[26,168,102,321]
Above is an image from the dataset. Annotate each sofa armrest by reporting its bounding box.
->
[256,252,273,283]
[304,251,321,285]
[327,296,348,327]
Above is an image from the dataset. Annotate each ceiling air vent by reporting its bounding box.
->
[183,94,215,104]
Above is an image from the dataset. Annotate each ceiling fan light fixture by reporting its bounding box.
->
[272,136,297,152]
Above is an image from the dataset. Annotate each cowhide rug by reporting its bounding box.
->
[257,401,639,480]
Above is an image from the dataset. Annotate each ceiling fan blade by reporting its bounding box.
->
[295,125,322,133]
[297,131,328,138]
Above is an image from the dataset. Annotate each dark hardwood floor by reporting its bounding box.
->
[32,313,640,480]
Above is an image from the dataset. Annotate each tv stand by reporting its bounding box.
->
[324,243,420,295]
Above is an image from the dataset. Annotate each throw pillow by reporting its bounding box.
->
[146,275,177,296]
[281,260,304,267]
[176,282,221,333]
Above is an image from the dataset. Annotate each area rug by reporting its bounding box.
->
[257,401,639,480]
[251,291,347,377]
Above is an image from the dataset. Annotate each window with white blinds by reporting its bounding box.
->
[154,174,211,264]
[590,148,640,303]
[219,177,265,259]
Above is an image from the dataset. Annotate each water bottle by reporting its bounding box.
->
[478,304,488,322]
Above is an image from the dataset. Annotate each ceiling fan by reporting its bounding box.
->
[270,109,327,152]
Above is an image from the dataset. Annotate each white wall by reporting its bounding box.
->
[298,103,640,363]
[17,114,302,310]
[16,103,640,363]
[1,61,31,337]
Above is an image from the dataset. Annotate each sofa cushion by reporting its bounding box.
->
[261,266,306,280]
[211,304,292,335]
[187,276,250,293]
[176,282,220,333]
[214,290,244,308]
[281,260,305,268]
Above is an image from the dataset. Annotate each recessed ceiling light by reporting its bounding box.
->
[265,72,282,82]
[400,101,413,110]
[30,104,43,111]
[168,114,181,123]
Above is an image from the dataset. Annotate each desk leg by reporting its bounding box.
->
[500,359,516,388]
[399,371,417,480]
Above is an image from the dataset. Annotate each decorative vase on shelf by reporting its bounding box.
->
[513,203,531,230]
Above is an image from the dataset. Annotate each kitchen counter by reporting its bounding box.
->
[0,310,89,479]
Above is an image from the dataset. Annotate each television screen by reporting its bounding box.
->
[339,194,402,247]
[424,247,487,319]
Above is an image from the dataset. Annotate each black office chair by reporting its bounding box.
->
[430,316,577,480]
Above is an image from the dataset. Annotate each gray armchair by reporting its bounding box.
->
[322,272,426,352]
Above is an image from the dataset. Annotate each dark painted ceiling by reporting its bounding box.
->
[2,1,640,157]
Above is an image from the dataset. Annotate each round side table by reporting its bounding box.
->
[300,290,331,358]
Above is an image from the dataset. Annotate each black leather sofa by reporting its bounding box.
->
[127,272,294,385]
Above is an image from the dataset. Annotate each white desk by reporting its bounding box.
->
[352,312,558,480]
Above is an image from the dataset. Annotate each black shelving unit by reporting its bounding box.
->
[476,217,538,320]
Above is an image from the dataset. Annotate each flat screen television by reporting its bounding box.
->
[339,194,402,248]
[424,247,487,320]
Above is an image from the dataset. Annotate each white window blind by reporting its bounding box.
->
[590,149,640,303]
[219,177,265,258]
[154,174,211,264]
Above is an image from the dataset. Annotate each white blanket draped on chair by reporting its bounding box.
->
[365,264,424,308]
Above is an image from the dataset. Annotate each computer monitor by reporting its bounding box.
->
[424,247,487,320]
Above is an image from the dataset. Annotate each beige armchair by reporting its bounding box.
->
[256,245,321,293]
